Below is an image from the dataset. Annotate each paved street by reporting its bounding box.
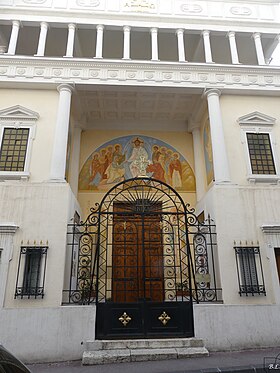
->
[27,347,280,373]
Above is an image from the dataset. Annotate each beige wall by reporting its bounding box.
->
[220,95,280,185]
[0,88,59,182]
[77,129,197,219]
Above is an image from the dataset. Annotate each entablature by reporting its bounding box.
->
[0,56,280,93]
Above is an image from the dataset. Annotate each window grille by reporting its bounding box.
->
[234,245,266,296]
[246,133,276,175]
[15,245,48,299]
[0,128,29,171]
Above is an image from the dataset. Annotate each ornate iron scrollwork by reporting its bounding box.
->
[119,312,132,326]
[158,311,171,325]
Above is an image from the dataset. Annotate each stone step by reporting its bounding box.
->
[85,337,205,351]
[82,339,209,365]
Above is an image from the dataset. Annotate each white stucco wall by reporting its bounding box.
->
[0,306,95,363]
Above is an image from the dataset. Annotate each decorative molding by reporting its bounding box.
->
[238,111,276,126]
[122,0,156,12]
[0,57,280,92]
[261,224,280,234]
[0,105,39,121]
[23,0,47,3]
[181,3,203,14]
[76,0,100,6]
[230,6,252,16]
[0,224,19,234]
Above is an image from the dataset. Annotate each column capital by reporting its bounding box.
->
[40,21,49,30]
[176,28,184,36]
[188,121,201,132]
[123,25,131,32]
[252,32,261,40]
[12,20,21,28]
[57,83,75,94]
[204,88,221,98]
[68,23,76,30]
[96,24,104,31]
[227,31,236,38]
[201,30,210,37]
[150,27,158,34]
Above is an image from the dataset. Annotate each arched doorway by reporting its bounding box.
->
[92,178,195,339]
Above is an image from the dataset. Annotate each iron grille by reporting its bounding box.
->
[234,245,266,296]
[15,245,48,299]
[246,133,276,175]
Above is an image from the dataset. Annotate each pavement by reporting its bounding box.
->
[27,347,280,373]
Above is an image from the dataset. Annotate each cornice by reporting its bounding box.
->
[0,56,280,92]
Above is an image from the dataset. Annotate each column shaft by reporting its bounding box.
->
[205,89,231,183]
[227,31,239,64]
[69,127,82,196]
[50,84,74,181]
[123,26,131,59]
[253,32,265,65]
[150,27,159,61]
[7,20,20,55]
[176,29,186,62]
[202,30,213,63]
[192,127,206,200]
[95,24,104,58]
[36,22,48,56]
[65,23,76,57]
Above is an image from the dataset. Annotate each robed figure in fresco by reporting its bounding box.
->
[128,138,149,177]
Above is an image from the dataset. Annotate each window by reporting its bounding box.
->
[15,245,48,299]
[246,133,276,175]
[275,248,280,283]
[238,111,279,182]
[0,128,29,171]
[0,105,39,180]
[234,245,266,296]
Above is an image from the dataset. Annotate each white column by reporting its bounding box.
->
[7,20,20,55]
[69,127,82,196]
[65,23,76,57]
[205,89,231,183]
[0,224,18,308]
[50,84,74,181]
[202,30,213,63]
[95,24,104,59]
[123,25,131,60]
[150,27,159,61]
[191,125,206,200]
[252,32,265,65]
[176,28,186,62]
[35,21,49,57]
[227,31,240,64]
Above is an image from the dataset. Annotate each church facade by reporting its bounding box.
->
[0,0,280,363]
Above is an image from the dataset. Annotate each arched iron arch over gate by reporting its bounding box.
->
[64,178,222,339]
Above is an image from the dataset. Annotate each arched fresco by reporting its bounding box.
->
[79,135,196,191]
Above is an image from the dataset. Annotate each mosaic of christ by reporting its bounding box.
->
[78,135,196,191]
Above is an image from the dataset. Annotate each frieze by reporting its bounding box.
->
[23,0,47,3]
[122,0,156,12]
[0,58,280,91]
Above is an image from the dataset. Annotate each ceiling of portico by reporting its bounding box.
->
[71,86,203,132]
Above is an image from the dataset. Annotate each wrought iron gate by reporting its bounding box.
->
[63,178,222,339]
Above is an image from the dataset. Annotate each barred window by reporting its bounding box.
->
[234,245,266,296]
[246,133,276,175]
[15,246,48,299]
[0,128,29,171]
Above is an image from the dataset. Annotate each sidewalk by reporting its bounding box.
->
[27,347,280,373]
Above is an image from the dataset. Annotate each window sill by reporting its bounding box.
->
[247,174,280,184]
[0,172,30,181]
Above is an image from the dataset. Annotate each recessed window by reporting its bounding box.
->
[234,245,266,296]
[246,133,276,175]
[0,128,30,172]
[15,245,48,299]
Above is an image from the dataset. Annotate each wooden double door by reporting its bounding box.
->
[112,202,164,303]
